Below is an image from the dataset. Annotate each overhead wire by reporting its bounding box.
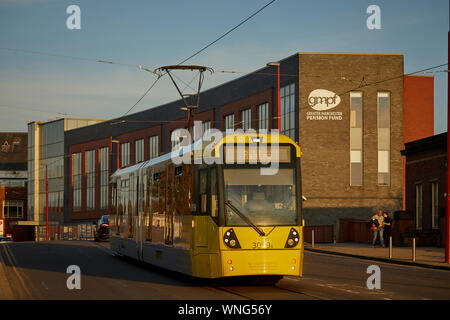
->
[122,0,277,116]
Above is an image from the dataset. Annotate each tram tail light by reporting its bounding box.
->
[284,228,300,248]
[223,228,241,249]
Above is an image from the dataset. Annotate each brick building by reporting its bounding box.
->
[401,133,447,247]
[0,132,32,241]
[63,52,434,241]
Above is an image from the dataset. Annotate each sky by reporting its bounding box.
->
[0,0,448,133]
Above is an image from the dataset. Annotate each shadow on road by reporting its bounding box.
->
[3,240,269,288]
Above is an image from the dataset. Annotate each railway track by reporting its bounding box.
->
[209,282,330,300]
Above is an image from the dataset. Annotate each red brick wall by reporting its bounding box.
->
[402,75,434,209]
[117,125,163,165]
[219,89,273,131]
[404,148,446,233]
[69,125,164,221]
[403,75,434,143]
[0,186,29,240]
[166,109,214,151]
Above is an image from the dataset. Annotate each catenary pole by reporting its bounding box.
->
[446,30,450,263]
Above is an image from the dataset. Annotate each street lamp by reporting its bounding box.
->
[267,62,281,133]
[111,140,120,170]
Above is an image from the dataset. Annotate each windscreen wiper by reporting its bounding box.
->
[224,200,266,236]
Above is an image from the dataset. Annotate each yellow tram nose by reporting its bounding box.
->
[221,249,303,277]
[219,226,303,277]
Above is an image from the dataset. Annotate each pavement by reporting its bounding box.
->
[305,242,450,270]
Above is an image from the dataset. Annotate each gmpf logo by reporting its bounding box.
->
[308,89,341,111]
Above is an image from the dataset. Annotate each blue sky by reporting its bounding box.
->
[0,0,448,133]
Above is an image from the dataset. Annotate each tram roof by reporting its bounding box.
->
[110,132,301,180]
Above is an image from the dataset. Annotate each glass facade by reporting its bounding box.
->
[378,92,390,185]
[258,103,269,131]
[350,92,363,186]
[34,120,65,229]
[27,118,104,240]
[149,135,158,159]
[27,122,36,221]
[280,83,295,140]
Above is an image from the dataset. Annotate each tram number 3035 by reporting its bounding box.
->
[252,241,273,249]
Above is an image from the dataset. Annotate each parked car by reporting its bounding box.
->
[93,215,110,242]
[0,236,13,243]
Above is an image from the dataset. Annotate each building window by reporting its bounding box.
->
[120,142,130,167]
[202,121,211,134]
[225,114,234,131]
[431,181,439,229]
[171,129,185,151]
[135,139,144,163]
[149,135,158,159]
[3,200,23,219]
[72,152,82,211]
[378,92,390,185]
[193,121,211,140]
[86,150,96,210]
[415,183,423,230]
[241,108,251,130]
[280,83,295,140]
[350,92,363,186]
[100,147,109,210]
[258,103,269,131]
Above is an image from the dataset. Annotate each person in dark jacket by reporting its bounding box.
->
[370,209,385,247]
[383,212,392,245]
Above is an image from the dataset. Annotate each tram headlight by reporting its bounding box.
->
[223,228,241,249]
[284,228,300,248]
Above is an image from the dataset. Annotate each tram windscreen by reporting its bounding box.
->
[224,168,296,226]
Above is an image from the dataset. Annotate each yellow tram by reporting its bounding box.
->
[109,133,304,283]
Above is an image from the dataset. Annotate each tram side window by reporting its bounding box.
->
[199,170,208,214]
[210,168,218,217]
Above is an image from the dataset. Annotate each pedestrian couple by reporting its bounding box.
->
[369,209,392,248]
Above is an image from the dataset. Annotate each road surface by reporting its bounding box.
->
[0,240,449,300]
